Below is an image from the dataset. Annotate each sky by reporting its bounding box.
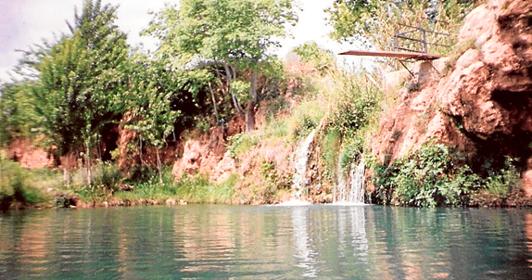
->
[0,0,367,83]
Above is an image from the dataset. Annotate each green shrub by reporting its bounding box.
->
[257,161,291,203]
[327,72,382,171]
[484,157,520,199]
[111,166,238,204]
[0,160,22,199]
[68,162,122,201]
[373,142,480,207]
[228,133,259,158]
[92,163,122,191]
[0,159,48,207]
[330,73,381,136]
[371,143,525,207]
[339,136,364,169]
[286,99,325,141]
[174,174,237,204]
[294,42,335,75]
[370,158,397,204]
[81,163,239,204]
[320,128,341,181]
[112,167,176,201]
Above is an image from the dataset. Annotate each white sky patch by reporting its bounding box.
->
[0,0,373,83]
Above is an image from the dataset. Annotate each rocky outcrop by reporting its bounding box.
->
[171,113,294,204]
[7,138,54,169]
[172,126,228,181]
[372,0,531,193]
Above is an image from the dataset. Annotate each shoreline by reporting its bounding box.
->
[4,194,531,212]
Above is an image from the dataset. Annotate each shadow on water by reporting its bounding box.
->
[0,206,531,279]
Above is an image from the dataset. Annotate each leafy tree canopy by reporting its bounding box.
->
[32,0,129,158]
[146,0,297,66]
[326,0,474,51]
[294,42,335,74]
[146,0,297,131]
[0,82,40,145]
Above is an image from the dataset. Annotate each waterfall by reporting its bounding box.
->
[334,157,365,204]
[335,153,347,202]
[348,158,365,204]
[291,129,317,201]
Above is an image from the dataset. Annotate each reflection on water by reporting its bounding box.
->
[349,207,368,257]
[0,206,531,279]
[527,212,532,267]
[292,207,316,278]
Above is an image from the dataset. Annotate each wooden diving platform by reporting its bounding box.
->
[339,50,441,61]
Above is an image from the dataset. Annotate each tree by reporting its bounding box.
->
[124,56,181,183]
[294,42,335,75]
[325,0,379,43]
[0,82,40,146]
[326,0,474,52]
[32,0,129,185]
[124,52,223,181]
[146,0,297,131]
[34,35,90,160]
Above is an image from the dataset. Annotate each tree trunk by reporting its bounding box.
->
[245,102,255,131]
[156,148,162,184]
[245,69,258,131]
[223,62,243,114]
[85,141,92,186]
[208,82,220,124]
[139,136,143,168]
[63,168,71,186]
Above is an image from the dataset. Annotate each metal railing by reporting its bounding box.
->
[391,23,451,54]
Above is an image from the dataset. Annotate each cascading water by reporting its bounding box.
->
[290,129,317,201]
[348,158,365,204]
[334,156,365,204]
[335,153,347,203]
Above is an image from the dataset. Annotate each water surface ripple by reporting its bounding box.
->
[0,205,530,279]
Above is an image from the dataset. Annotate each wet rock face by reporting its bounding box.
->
[372,0,531,186]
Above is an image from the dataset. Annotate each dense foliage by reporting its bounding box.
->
[0,82,40,145]
[294,42,335,75]
[145,0,297,131]
[372,143,478,207]
[0,157,50,209]
[38,1,129,158]
[0,0,297,205]
[132,0,294,179]
[326,0,474,54]
[372,143,521,207]
[0,0,524,209]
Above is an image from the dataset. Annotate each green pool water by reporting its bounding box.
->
[0,205,530,279]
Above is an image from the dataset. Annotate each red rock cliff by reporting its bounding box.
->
[371,0,531,194]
